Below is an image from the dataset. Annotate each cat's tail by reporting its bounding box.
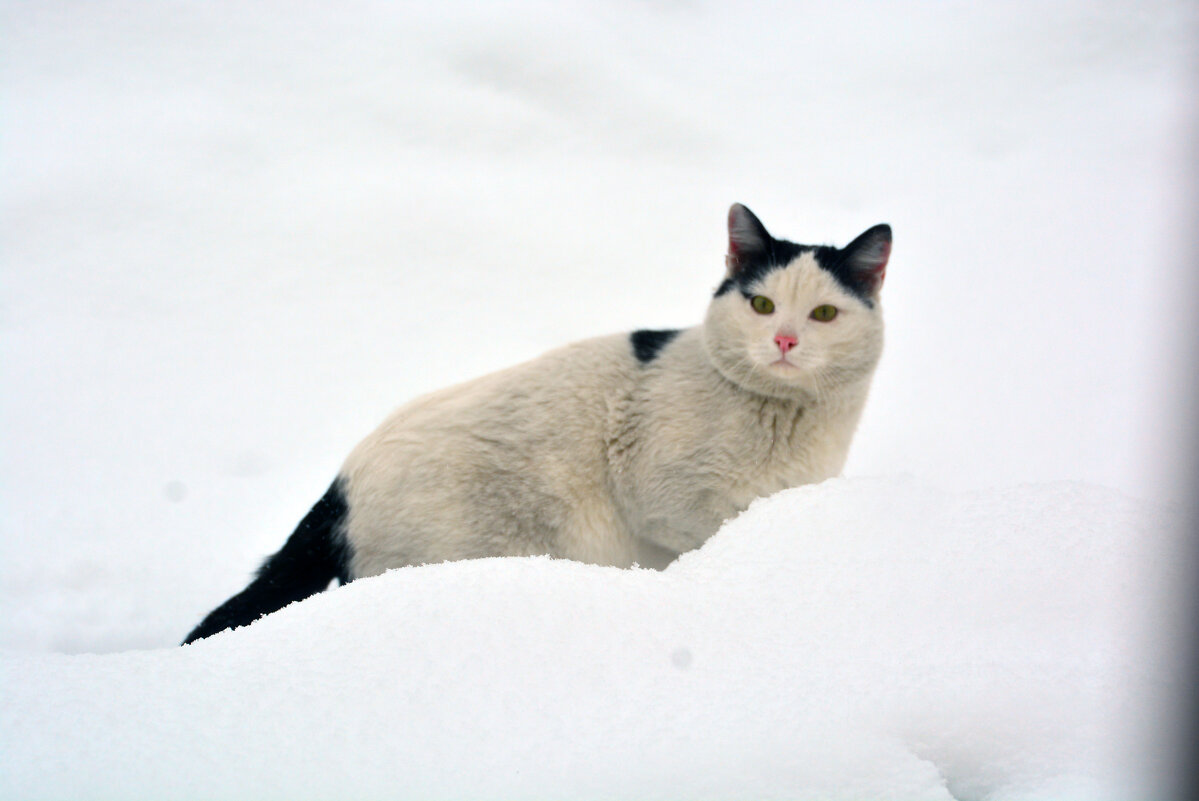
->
[181,479,352,645]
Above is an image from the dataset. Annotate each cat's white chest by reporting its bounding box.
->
[725,401,853,508]
[613,378,865,555]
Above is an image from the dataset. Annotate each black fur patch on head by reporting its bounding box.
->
[716,238,811,298]
[630,329,680,364]
[718,239,884,308]
[719,205,890,309]
[806,243,883,308]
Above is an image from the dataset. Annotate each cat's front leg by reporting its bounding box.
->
[633,504,732,559]
[631,536,679,570]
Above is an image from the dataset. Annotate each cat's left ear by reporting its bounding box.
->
[842,224,892,297]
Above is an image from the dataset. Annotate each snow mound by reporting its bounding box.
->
[0,478,1180,800]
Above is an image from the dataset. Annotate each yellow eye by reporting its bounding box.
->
[810,304,838,322]
[750,295,774,314]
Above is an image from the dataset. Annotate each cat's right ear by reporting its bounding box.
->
[841,223,892,297]
[726,203,771,276]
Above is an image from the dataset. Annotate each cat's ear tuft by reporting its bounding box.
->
[726,203,771,275]
[843,224,891,296]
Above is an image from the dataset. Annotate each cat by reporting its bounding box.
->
[182,204,891,644]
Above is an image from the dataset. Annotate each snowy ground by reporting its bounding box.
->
[1,480,1185,799]
[2,1,1196,798]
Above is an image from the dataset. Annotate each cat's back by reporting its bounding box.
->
[347,332,638,462]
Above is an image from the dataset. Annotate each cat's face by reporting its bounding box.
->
[703,205,889,401]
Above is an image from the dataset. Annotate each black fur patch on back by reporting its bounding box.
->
[630,329,681,364]
[182,479,352,644]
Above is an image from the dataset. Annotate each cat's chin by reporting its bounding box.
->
[716,358,815,400]
[762,362,811,391]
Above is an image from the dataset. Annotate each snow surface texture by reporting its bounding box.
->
[1,481,1184,799]
[1,0,1196,798]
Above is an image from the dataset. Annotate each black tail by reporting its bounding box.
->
[182,479,352,645]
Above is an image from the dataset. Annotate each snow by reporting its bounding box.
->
[1,0,1196,797]
[1,480,1183,799]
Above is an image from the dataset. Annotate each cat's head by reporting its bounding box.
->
[703,203,890,401]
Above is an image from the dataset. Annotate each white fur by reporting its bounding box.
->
[340,248,883,576]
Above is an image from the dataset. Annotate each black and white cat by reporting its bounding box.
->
[183,204,891,644]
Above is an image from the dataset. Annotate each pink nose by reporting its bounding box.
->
[774,334,797,354]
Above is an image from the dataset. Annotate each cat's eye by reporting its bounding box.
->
[750,295,774,315]
[810,304,838,322]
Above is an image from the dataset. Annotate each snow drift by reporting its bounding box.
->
[0,479,1181,800]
